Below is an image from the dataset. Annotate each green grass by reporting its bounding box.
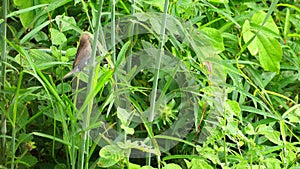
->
[0,0,300,168]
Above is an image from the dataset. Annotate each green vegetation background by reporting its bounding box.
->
[0,0,299,168]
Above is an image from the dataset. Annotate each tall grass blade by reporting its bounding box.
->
[148,0,169,167]
[0,0,7,165]
[78,0,105,168]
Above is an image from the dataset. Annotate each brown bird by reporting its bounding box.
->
[63,33,92,79]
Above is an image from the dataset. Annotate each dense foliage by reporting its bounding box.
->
[0,0,299,168]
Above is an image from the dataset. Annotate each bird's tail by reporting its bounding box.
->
[62,69,75,79]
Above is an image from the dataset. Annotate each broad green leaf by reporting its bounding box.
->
[201,27,225,54]
[57,83,72,94]
[226,120,239,135]
[51,46,62,59]
[150,17,161,35]
[65,47,77,58]
[190,158,213,169]
[242,20,258,56]
[287,113,300,123]
[264,158,282,169]
[99,145,123,159]
[252,11,279,35]
[286,107,300,123]
[30,49,56,65]
[97,157,118,168]
[33,31,48,42]
[128,162,141,169]
[257,125,282,145]
[98,145,125,167]
[117,107,131,125]
[162,163,182,169]
[242,11,282,73]
[117,141,157,154]
[120,124,135,135]
[198,147,219,164]
[55,15,77,32]
[235,162,252,168]
[117,107,134,135]
[14,0,30,7]
[50,28,67,45]
[256,32,282,73]
[20,154,38,167]
[225,100,241,117]
[20,11,34,28]
[14,49,56,69]
[285,150,297,165]
[245,123,256,135]
[14,0,34,28]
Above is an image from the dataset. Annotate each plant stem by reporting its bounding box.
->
[111,0,116,64]
[79,0,104,168]
[11,71,23,169]
[0,0,7,165]
[148,0,169,167]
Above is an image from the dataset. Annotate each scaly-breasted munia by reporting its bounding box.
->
[63,33,92,79]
